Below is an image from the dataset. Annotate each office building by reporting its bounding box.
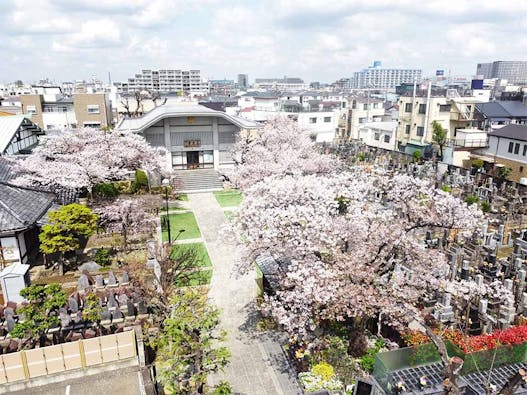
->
[475,61,527,84]
[237,74,248,90]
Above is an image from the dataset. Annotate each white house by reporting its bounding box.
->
[358,121,398,151]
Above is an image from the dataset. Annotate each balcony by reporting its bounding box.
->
[450,138,488,148]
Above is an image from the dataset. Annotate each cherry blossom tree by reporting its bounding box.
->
[9,128,168,197]
[234,168,514,394]
[95,197,158,249]
[228,117,336,191]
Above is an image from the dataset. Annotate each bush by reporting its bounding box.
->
[133,170,149,192]
[94,182,119,198]
[312,362,335,381]
[212,381,231,395]
[464,195,479,206]
[413,150,422,161]
[441,184,452,193]
[480,201,491,213]
[471,159,484,169]
[94,248,112,266]
[318,336,361,384]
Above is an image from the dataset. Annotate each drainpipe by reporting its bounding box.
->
[422,81,432,144]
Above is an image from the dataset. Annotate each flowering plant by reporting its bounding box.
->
[394,380,407,393]
[419,376,429,387]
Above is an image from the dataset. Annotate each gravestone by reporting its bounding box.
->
[121,271,130,284]
[126,300,136,316]
[77,274,90,292]
[118,293,128,306]
[101,306,111,321]
[5,316,15,332]
[137,300,148,315]
[113,307,123,320]
[59,308,71,327]
[107,292,118,309]
[68,296,79,313]
[95,275,104,288]
[107,270,117,286]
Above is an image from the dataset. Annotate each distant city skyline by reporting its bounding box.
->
[1,0,527,84]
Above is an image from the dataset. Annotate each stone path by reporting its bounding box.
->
[188,193,302,395]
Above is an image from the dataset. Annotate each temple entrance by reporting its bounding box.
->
[186,151,200,169]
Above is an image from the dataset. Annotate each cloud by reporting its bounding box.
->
[51,19,122,52]
[2,0,527,84]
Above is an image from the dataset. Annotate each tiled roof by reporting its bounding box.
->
[0,157,13,182]
[0,182,55,234]
[476,101,527,119]
[489,124,527,142]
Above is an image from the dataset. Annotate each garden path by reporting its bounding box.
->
[188,193,302,395]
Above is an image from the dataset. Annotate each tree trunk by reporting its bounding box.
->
[499,368,526,395]
[59,253,64,276]
[424,325,463,395]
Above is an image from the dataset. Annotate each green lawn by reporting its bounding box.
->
[170,242,212,267]
[213,190,243,207]
[175,269,212,287]
[161,212,201,241]
[176,194,189,201]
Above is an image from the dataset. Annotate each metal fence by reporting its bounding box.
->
[0,330,136,384]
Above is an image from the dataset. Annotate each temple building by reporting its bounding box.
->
[117,104,260,171]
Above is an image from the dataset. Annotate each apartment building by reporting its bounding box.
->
[20,93,112,130]
[353,62,422,89]
[336,97,385,141]
[253,77,308,91]
[476,61,527,84]
[116,69,210,95]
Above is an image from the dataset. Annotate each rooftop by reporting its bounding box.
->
[0,115,35,154]
[117,104,261,132]
[0,182,55,235]
[476,101,527,119]
[489,124,527,142]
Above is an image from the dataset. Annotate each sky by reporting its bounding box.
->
[1,0,527,84]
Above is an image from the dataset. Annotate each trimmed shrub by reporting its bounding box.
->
[94,248,112,266]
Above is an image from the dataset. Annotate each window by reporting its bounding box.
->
[384,135,390,143]
[324,117,331,123]
[416,126,424,136]
[374,132,380,141]
[520,166,524,172]
[83,122,101,128]
[514,143,520,154]
[359,117,367,124]
[405,125,410,134]
[523,145,527,156]
[363,103,368,110]
[27,105,37,114]
[87,105,100,114]
[439,104,452,112]
[418,104,426,114]
[309,117,317,124]
[508,142,514,153]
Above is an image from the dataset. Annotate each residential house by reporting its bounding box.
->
[475,101,527,131]
[473,124,527,183]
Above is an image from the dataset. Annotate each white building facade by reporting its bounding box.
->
[117,105,260,170]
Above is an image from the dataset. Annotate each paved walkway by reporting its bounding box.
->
[188,193,302,395]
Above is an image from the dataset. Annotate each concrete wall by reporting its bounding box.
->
[0,330,136,384]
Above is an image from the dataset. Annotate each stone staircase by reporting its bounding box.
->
[174,169,224,193]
